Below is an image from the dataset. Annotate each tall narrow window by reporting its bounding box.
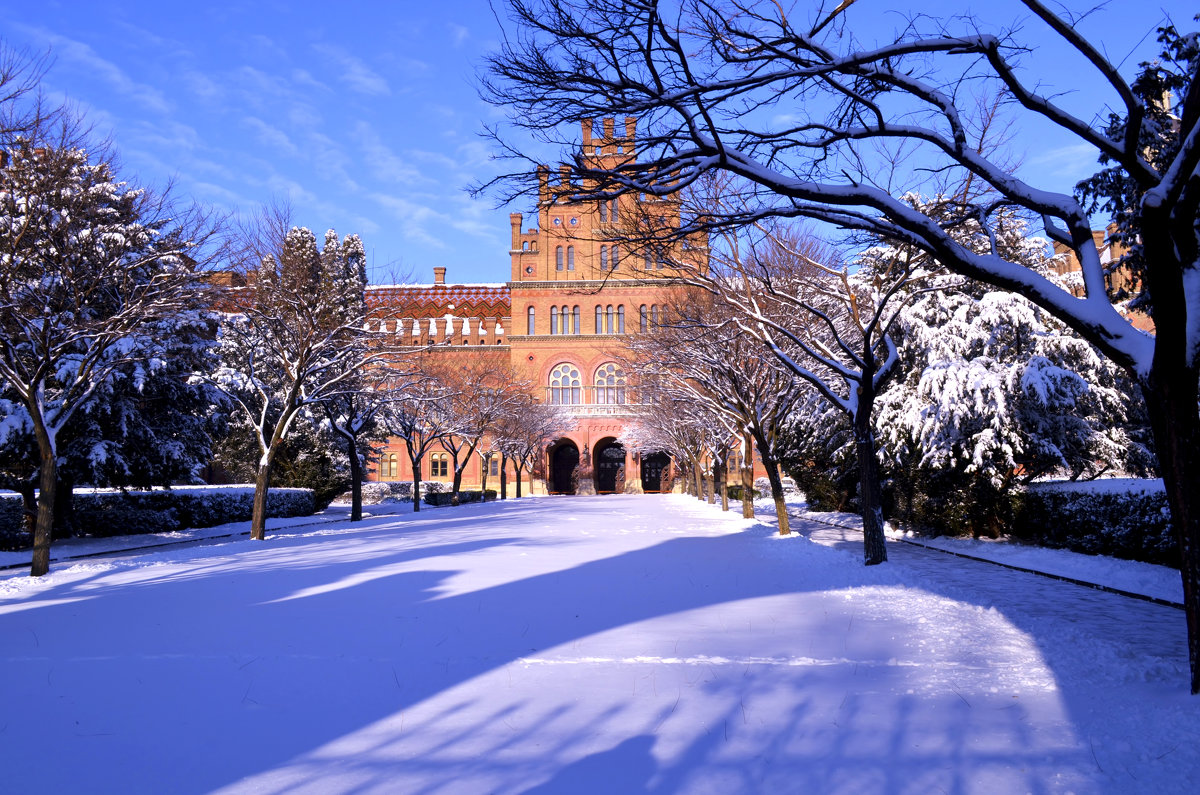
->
[599,201,608,223]
[595,305,603,334]
[556,246,564,271]
[567,246,575,271]
[651,304,659,326]
[657,249,666,270]
[551,306,560,335]
[605,305,614,334]
[600,246,608,271]
[527,306,535,335]
[611,244,619,270]
[644,250,652,271]
[572,305,581,335]
[610,200,618,222]
[639,305,648,332]
[617,305,625,334]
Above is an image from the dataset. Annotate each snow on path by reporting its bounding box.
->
[1,495,1196,794]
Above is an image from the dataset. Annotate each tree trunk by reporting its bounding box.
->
[346,434,363,522]
[480,458,490,502]
[855,401,888,566]
[250,448,276,541]
[741,431,755,519]
[714,454,727,510]
[500,454,508,500]
[451,465,464,506]
[692,459,703,500]
[762,455,790,536]
[1141,372,1200,692]
[30,447,57,577]
[412,460,422,513]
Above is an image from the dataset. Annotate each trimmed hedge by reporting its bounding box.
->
[423,490,497,507]
[338,481,449,505]
[1013,479,1175,567]
[1,486,315,551]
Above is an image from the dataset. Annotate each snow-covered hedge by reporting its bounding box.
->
[333,481,449,505]
[0,486,315,549]
[424,490,496,507]
[1015,479,1175,567]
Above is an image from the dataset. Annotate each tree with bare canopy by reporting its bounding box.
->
[214,211,371,540]
[482,1,1200,690]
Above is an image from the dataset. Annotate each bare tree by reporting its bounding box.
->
[377,361,453,512]
[484,0,1200,691]
[494,393,570,498]
[215,210,372,539]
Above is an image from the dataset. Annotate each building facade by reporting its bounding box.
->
[366,119,700,495]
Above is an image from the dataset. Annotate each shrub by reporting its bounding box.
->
[423,490,497,507]
[1014,479,1175,566]
[0,486,315,550]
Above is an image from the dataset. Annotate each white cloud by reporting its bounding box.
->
[449,23,470,47]
[20,26,171,114]
[243,117,300,157]
[313,44,391,96]
[354,122,427,185]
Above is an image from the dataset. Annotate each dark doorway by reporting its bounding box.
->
[549,440,580,494]
[641,452,671,493]
[594,440,626,493]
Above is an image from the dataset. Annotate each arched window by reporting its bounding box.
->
[527,306,535,335]
[382,453,398,481]
[599,201,608,223]
[600,245,608,271]
[522,241,529,250]
[605,305,614,334]
[549,363,582,404]
[617,305,625,334]
[595,305,603,334]
[651,304,659,326]
[550,306,560,335]
[610,200,619,222]
[567,246,575,271]
[595,363,627,405]
[644,250,652,271]
[611,244,620,270]
[572,305,581,335]
[639,304,648,332]
[657,250,667,270]
[556,246,564,271]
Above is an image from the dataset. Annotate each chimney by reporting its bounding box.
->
[581,118,593,145]
[433,267,446,286]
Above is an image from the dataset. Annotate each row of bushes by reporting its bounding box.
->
[0,487,315,551]
[1012,480,1175,567]
[424,490,497,507]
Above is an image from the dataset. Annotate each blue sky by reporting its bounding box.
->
[0,1,1190,284]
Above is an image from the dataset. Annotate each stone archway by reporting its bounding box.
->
[548,440,580,494]
[593,438,626,494]
[641,452,671,493]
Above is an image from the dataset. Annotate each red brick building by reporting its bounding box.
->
[366,119,702,495]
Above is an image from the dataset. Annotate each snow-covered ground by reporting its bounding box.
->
[1,495,1197,793]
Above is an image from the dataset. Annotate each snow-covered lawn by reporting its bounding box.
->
[1,495,1197,793]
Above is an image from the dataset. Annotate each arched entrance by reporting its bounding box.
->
[594,439,626,494]
[641,452,671,493]
[548,440,580,494]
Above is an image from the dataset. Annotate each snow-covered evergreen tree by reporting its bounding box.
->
[0,138,215,575]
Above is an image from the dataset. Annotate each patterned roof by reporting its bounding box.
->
[367,284,512,319]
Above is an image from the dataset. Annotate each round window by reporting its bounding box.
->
[569,217,578,225]
[553,218,562,226]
